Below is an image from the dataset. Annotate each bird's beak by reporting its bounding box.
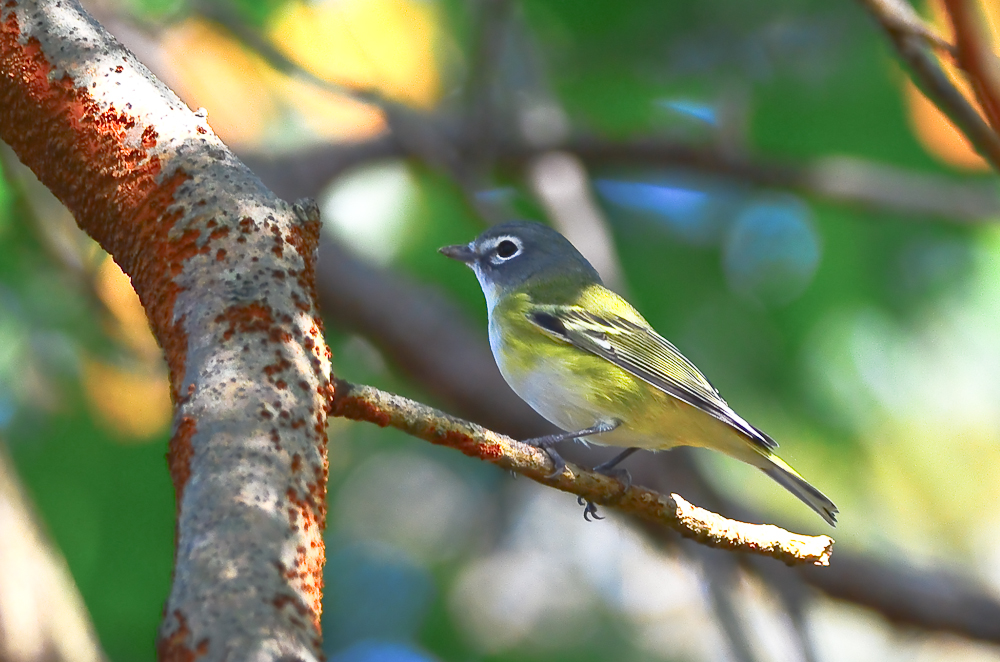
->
[439,243,476,263]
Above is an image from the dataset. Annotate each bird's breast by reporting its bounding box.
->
[488,312,688,448]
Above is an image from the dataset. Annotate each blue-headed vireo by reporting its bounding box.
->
[440,221,837,526]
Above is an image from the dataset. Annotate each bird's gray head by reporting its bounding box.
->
[439,221,602,310]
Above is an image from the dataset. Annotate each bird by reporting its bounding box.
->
[439,220,837,526]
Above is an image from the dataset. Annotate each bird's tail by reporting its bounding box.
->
[758,454,838,527]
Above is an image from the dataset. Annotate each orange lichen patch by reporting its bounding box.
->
[207,225,229,241]
[440,430,504,461]
[331,391,392,428]
[0,10,196,402]
[130,171,194,404]
[263,355,292,377]
[168,416,197,507]
[215,302,275,341]
[291,532,325,629]
[285,208,322,301]
[82,356,172,439]
[272,592,310,616]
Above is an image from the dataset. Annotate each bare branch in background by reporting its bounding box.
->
[797,552,1000,641]
[630,448,1000,644]
[331,380,835,566]
[201,4,393,108]
[686,544,762,662]
[0,444,106,662]
[860,0,1000,170]
[943,0,1000,132]
[527,151,626,290]
[243,134,1000,223]
[859,0,957,54]
[463,0,515,172]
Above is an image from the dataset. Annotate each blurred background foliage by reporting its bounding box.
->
[3,0,1000,660]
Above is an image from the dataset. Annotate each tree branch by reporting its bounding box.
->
[858,0,957,54]
[330,379,835,567]
[243,135,1000,223]
[0,1,333,659]
[0,444,107,662]
[860,0,1000,170]
[943,0,1000,132]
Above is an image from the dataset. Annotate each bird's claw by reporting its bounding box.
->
[577,495,604,521]
[543,447,567,478]
[596,466,632,491]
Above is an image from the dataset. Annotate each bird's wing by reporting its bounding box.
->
[526,305,777,451]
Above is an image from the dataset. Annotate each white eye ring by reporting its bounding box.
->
[490,236,522,264]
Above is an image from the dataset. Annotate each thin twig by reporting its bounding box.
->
[330,379,835,566]
[859,0,957,55]
[943,0,1000,132]
[860,0,1000,170]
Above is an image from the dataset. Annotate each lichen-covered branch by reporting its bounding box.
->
[0,0,333,659]
[331,380,835,567]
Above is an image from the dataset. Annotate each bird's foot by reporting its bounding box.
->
[578,448,638,521]
[520,421,620,480]
[591,447,638,492]
[519,435,567,478]
[577,496,604,521]
[592,464,632,492]
[540,446,567,479]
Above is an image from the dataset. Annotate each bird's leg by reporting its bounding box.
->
[577,447,639,521]
[521,420,620,479]
[592,447,640,491]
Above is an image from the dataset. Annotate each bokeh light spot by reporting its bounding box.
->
[330,640,438,662]
[321,162,418,264]
[723,195,821,305]
[595,178,723,245]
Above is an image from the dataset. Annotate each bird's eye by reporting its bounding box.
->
[496,239,519,259]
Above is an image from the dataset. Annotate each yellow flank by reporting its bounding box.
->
[489,288,756,457]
